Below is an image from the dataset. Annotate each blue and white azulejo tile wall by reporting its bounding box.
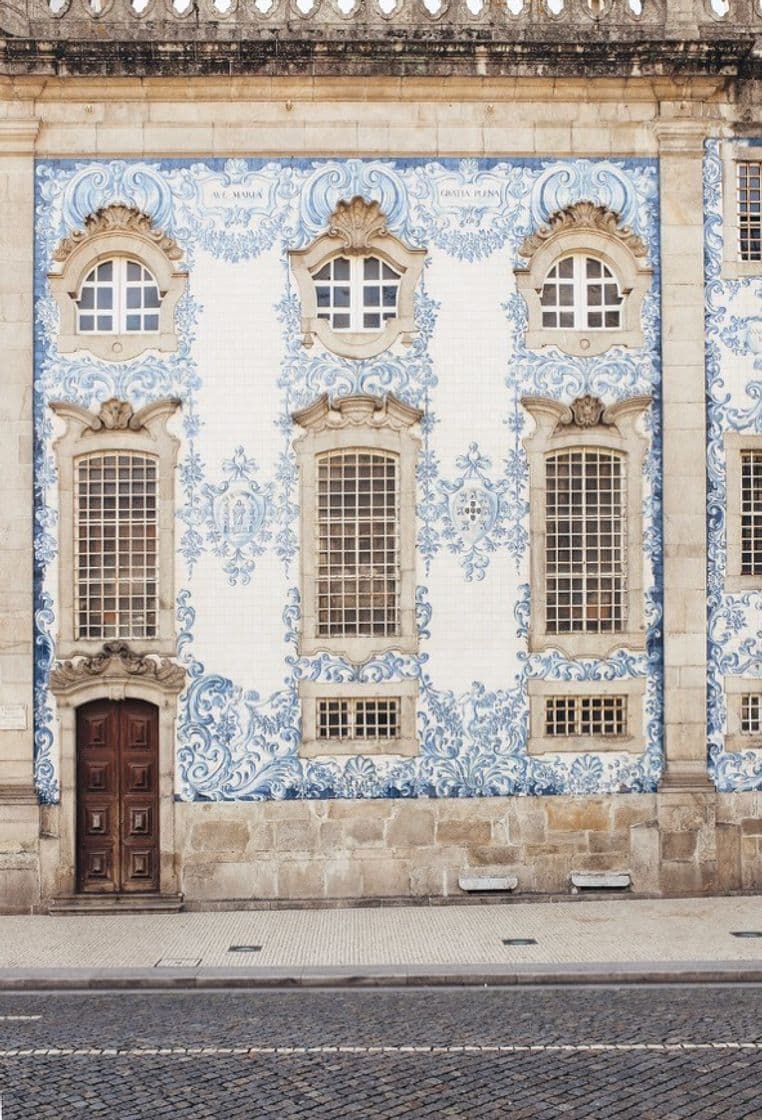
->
[33,154,664,804]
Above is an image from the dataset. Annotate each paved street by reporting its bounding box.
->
[0,985,760,1118]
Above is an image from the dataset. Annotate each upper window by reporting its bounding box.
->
[545,448,625,636]
[541,255,623,332]
[49,397,181,659]
[76,259,162,336]
[522,393,649,658]
[292,392,421,661]
[721,144,762,279]
[737,161,762,263]
[314,255,401,333]
[316,449,399,639]
[515,201,651,357]
[725,434,762,592]
[76,451,158,640]
[290,197,425,360]
[49,205,187,362]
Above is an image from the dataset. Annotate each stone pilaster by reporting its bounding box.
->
[654,117,714,793]
[0,117,40,910]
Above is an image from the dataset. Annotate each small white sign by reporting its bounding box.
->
[0,705,27,731]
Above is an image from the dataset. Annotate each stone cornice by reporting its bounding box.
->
[1,3,761,79]
[50,641,186,698]
[0,118,38,153]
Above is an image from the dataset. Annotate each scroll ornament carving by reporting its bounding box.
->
[94,398,140,431]
[519,201,647,260]
[568,394,606,428]
[327,197,389,251]
[292,392,423,434]
[50,642,186,694]
[52,205,184,264]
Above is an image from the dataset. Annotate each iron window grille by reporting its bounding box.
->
[741,694,762,736]
[738,161,762,262]
[76,258,162,335]
[75,452,158,640]
[316,449,399,638]
[741,450,762,575]
[317,697,401,741]
[545,695,627,737]
[545,448,626,634]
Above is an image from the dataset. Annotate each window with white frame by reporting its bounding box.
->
[545,448,626,636]
[741,693,762,736]
[316,449,399,639]
[741,449,762,576]
[75,452,158,640]
[76,258,162,335]
[545,694,627,738]
[317,696,400,742]
[737,161,762,262]
[540,255,624,331]
[313,255,401,332]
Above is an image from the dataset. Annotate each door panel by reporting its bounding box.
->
[76,699,159,894]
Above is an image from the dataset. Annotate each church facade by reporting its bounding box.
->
[1,1,762,911]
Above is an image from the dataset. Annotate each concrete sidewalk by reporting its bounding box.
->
[1,896,762,990]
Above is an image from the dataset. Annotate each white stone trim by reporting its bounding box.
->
[289,197,425,360]
[521,394,650,658]
[299,679,418,759]
[48,206,187,362]
[515,202,651,357]
[725,432,762,592]
[527,676,645,756]
[292,393,421,662]
[49,398,181,660]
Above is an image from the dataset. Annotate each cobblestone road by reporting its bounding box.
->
[0,985,760,1118]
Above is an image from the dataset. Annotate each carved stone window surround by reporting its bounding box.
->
[526,677,645,756]
[521,394,650,659]
[724,676,762,752]
[45,642,185,902]
[49,398,181,660]
[48,205,187,363]
[721,141,762,280]
[292,392,421,662]
[515,202,652,358]
[289,197,426,360]
[725,432,762,592]
[299,679,418,759]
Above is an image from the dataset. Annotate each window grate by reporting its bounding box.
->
[316,450,399,638]
[314,255,400,332]
[540,255,623,331]
[741,694,762,735]
[317,697,400,741]
[75,452,158,639]
[545,449,626,634]
[738,161,762,262]
[545,695,627,738]
[741,450,762,576]
[77,258,161,335]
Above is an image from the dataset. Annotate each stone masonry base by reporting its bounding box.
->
[3,791,762,912]
[173,791,762,906]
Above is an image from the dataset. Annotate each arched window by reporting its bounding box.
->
[76,259,162,335]
[515,202,651,357]
[290,197,425,360]
[49,205,187,362]
[313,255,401,333]
[540,255,623,331]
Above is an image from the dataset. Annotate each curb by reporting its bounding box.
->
[1,961,762,991]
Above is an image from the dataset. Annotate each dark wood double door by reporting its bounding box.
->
[77,699,160,894]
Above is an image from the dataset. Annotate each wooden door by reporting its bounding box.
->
[76,699,159,894]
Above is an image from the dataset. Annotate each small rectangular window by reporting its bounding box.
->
[741,450,762,576]
[317,697,400,742]
[738,161,762,262]
[544,695,627,737]
[741,694,762,736]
